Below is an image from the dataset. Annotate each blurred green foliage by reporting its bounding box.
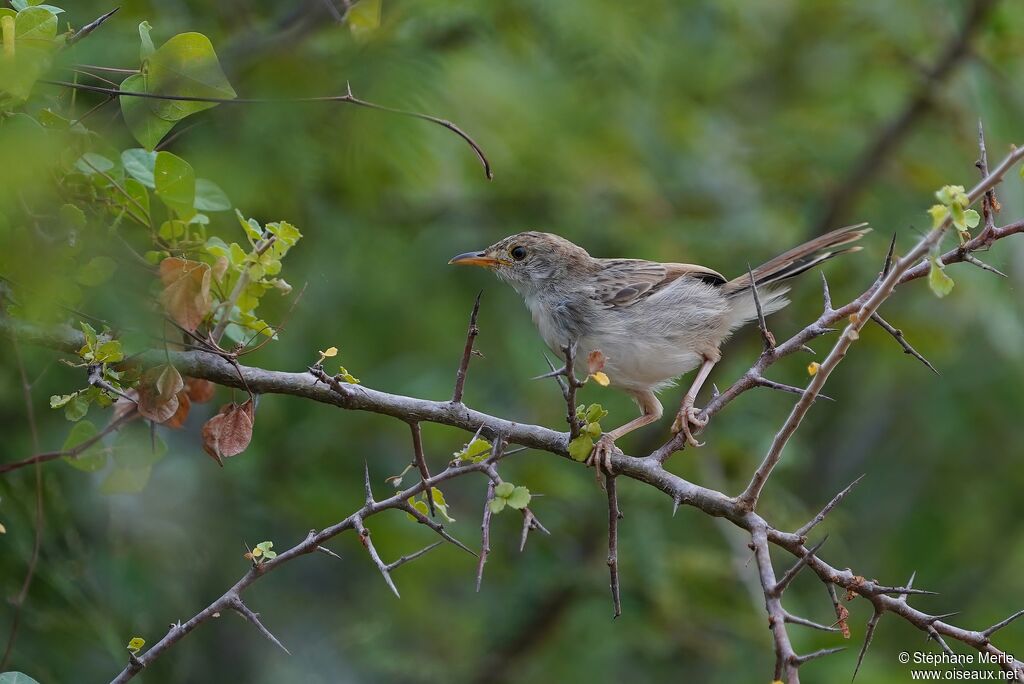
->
[1,0,1023,682]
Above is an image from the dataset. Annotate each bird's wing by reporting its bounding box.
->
[591,259,726,308]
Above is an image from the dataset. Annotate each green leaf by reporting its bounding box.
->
[64,392,90,421]
[194,178,231,211]
[158,220,186,240]
[99,466,152,495]
[487,497,506,515]
[348,0,382,38]
[254,541,276,560]
[405,496,430,521]
[75,152,114,175]
[585,421,602,439]
[267,220,302,246]
[235,210,262,242]
[453,437,491,462]
[584,403,608,423]
[123,178,151,224]
[127,636,146,653]
[506,486,531,510]
[138,20,154,60]
[0,673,43,684]
[50,392,78,409]
[120,73,176,151]
[494,482,514,498]
[153,151,196,219]
[59,203,86,229]
[122,148,157,187]
[80,321,98,350]
[94,339,123,364]
[568,434,594,462]
[14,7,56,43]
[145,32,236,122]
[76,256,117,287]
[928,258,954,298]
[927,204,948,229]
[62,420,106,472]
[963,208,980,229]
[430,488,456,522]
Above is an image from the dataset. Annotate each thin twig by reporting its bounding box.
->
[43,79,494,180]
[0,339,44,669]
[452,291,482,403]
[606,475,622,618]
[409,421,435,517]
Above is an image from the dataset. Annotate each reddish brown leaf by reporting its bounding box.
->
[159,257,212,332]
[201,399,254,466]
[110,389,140,425]
[211,255,229,283]
[587,349,606,375]
[164,390,191,429]
[185,377,216,403]
[137,365,183,423]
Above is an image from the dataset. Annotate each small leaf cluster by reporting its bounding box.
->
[314,345,361,384]
[568,403,608,462]
[49,322,129,421]
[203,211,302,342]
[126,637,146,654]
[451,436,492,464]
[407,488,455,523]
[929,184,979,244]
[488,482,531,514]
[244,541,277,565]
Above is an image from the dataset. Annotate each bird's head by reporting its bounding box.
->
[449,231,591,295]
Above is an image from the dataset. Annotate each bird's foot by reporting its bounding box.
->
[671,404,708,447]
[586,434,620,487]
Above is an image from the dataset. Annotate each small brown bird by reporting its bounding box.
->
[450,225,869,472]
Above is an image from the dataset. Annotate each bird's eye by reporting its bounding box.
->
[510,246,527,261]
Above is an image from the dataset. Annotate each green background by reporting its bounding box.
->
[2,0,1023,681]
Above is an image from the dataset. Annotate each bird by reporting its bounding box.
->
[449,224,870,473]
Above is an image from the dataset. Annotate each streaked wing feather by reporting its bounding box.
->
[593,259,726,308]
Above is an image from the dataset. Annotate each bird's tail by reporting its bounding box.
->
[721,223,871,295]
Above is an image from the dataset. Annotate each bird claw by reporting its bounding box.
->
[671,404,707,447]
[586,434,620,487]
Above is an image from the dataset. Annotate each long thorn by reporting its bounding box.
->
[983,609,1024,638]
[870,313,939,375]
[775,536,828,595]
[852,607,883,681]
[231,597,290,655]
[882,232,897,277]
[66,7,120,46]
[385,541,444,572]
[963,253,1007,278]
[795,475,866,539]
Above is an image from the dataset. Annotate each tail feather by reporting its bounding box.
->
[722,223,870,295]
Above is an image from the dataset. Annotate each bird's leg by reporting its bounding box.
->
[671,351,719,447]
[587,390,663,484]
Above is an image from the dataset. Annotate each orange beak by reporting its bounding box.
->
[448,250,501,268]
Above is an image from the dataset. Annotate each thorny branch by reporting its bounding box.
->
[2,145,1024,683]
